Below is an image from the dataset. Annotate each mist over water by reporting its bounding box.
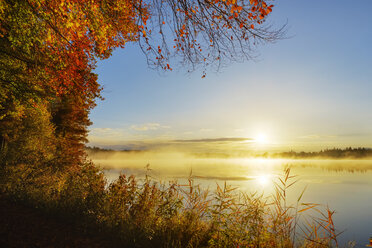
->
[89,149,372,180]
[88,150,372,246]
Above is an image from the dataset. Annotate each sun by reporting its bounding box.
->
[256,175,271,186]
[254,133,268,144]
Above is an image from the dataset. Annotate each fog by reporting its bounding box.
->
[88,149,372,183]
[89,150,273,180]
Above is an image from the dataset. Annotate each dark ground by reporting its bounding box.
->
[0,196,121,248]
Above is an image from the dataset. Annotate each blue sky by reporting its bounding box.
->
[88,0,372,151]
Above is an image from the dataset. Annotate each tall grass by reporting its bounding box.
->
[0,162,344,247]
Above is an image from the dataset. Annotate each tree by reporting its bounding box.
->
[139,0,285,72]
[0,0,283,166]
[0,101,56,166]
[51,93,94,167]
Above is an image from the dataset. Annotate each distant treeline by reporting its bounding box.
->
[86,146,114,153]
[86,146,143,153]
[86,146,372,159]
[272,147,372,159]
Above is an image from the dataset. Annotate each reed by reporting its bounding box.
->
[0,162,344,247]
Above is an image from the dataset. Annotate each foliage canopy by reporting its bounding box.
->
[0,0,282,165]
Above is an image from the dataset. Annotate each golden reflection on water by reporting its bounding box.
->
[92,152,372,190]
[91,151,372,246]
[256,174,272,186]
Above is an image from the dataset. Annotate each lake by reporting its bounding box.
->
[90,152,372,247]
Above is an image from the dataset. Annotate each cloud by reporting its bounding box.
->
[131,123,171,131]
[90,127,113,133]
[299,134,321,139]
[173,137,252,143]
[90,128,126,137]
[337,133,372,137]
[234,128,246,133]
[298,134,337,140]
[199,128,214,132]
[88,128,127,143]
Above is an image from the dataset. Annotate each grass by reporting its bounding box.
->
[0,161,346,248]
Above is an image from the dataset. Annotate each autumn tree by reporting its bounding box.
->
[139,0,285,73]
[0,102,56,166]
[0,0,283,166]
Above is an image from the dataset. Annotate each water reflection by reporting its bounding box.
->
[91,153,372,246]
[256,174,272,186]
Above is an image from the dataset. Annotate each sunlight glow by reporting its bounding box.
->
[255,133,268,144]
[256,175,271,186]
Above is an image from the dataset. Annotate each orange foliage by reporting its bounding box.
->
[0,0,279,165]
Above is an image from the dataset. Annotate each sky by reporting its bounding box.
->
[88,0,372,152]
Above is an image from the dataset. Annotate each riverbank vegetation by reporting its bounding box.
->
[1,164,341,247]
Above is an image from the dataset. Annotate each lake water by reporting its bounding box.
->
[91,153,372,247]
